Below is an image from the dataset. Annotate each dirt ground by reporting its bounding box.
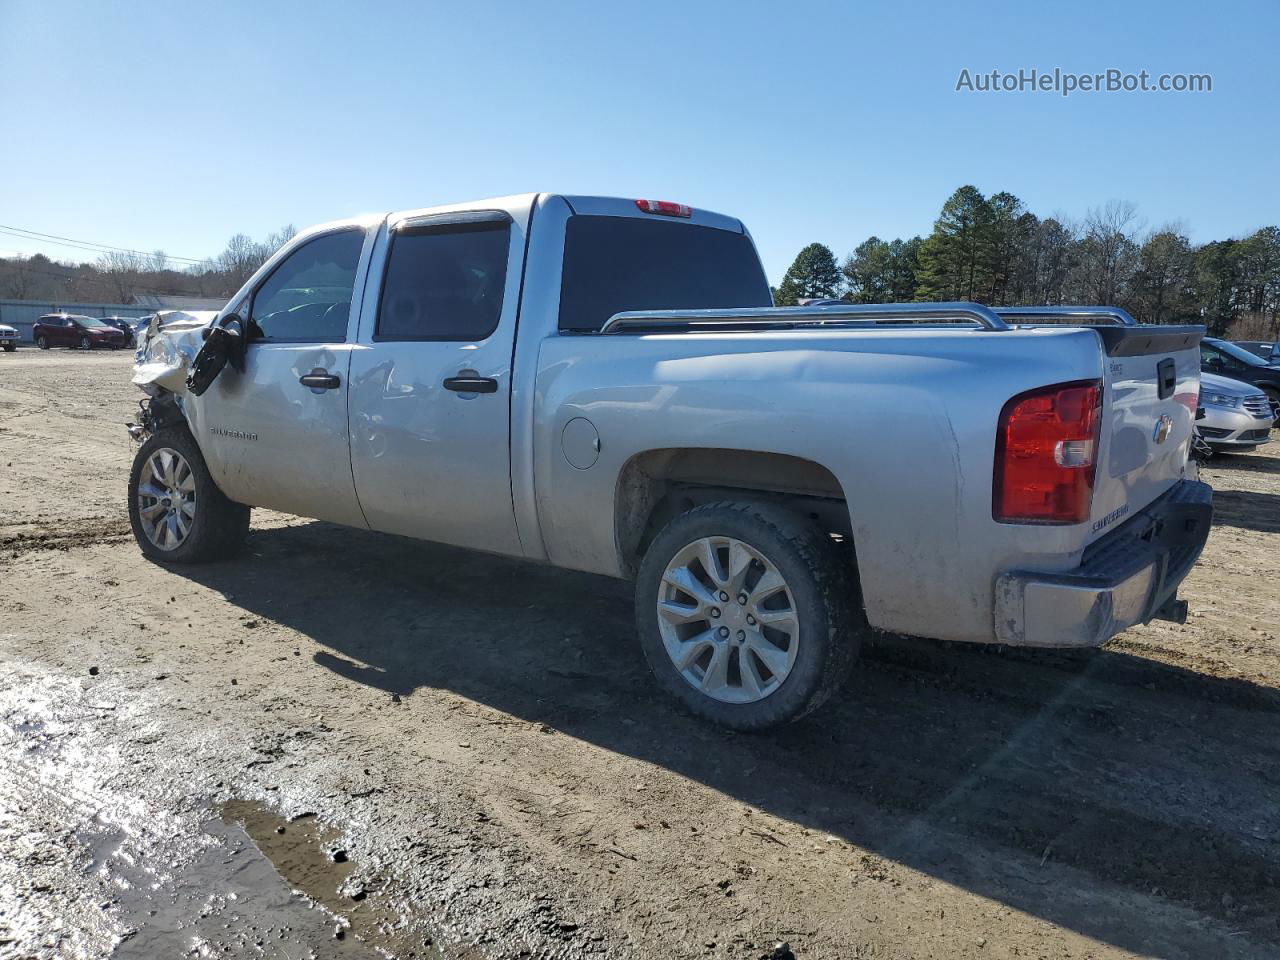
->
[1,348,1277,960]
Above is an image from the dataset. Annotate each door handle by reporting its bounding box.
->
[442,376,498,394]
[299,368,341,390]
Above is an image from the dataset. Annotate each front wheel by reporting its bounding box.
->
[128,429,250,563]
[635,501,861,731]
[2,344,14,352]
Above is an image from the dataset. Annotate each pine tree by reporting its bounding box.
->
[845,236,922,303]
[913,186,993,301]
[842,237,892,303]
[884,237,922,302]
[1133,230,1194,323]
[774,243,842,305]
[984,192,1028,304]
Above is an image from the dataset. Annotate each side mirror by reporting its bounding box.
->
[204,313,245,341]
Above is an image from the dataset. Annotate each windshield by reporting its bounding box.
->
[1211,339,1267,366]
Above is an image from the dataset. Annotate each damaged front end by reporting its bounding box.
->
[127,310,250,442]
[126,310,222,442]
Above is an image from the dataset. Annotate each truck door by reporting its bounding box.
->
[186,227,371,528]
[347,210,523,556]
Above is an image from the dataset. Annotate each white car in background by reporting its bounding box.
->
[1197,371,1275,451]
[0,323,17,351]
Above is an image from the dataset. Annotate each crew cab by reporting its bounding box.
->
[127,194,1212,729]
[34,313,131,350]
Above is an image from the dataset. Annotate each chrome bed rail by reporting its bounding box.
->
[599,301,1012,334]
[994,306,1137,326]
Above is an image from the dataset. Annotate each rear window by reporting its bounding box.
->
[558,215,771,332]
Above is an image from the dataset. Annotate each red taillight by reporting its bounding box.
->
[635,198,692,218]
[994,380,1102,524]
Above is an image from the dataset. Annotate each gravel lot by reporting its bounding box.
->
[1,348,1277,959]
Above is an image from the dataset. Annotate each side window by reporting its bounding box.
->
[375,218,510,342]
[249,230,364,342]
[1201,345,1221,365]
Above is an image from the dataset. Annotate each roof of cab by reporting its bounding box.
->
[383,193,745,234]
[555,195,746,234]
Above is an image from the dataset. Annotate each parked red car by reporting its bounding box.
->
[33,314,131,350]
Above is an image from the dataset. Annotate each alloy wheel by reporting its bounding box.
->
[655,536,799,703]
[136,447,196,550]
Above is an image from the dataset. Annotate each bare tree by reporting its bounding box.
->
[1071,201,1142,306]
[216,234,262,289]
[96,250,145,303]
[262,224,296,257]
[1,255,34,298]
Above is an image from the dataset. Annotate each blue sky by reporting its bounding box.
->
[0,0,1275,282]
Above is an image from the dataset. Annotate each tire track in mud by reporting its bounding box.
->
[0,519,132,556]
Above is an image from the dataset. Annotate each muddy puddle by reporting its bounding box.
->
[96,799,443,959]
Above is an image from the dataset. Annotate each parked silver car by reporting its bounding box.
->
[0,323,17,351]
[1197,371,1275,451]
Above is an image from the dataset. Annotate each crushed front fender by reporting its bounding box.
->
[131,310,220,396]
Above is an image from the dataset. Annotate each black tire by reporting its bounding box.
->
[635,501,862,731]
[79,336,91,350]
[2,344,14,352]
[36,335,49,349]
[128,428,250,563]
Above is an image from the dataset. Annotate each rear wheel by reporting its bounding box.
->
[2,344,14,352]
[128,429,249,563]
[635,501,861,731]
[36,335,49,349]
[78,335,91,350]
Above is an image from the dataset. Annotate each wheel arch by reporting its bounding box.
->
[613,447,854,578]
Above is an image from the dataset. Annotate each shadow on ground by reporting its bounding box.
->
[1209,450,1280,476]
[171,520,1280,956]
[1210,488,1280,534]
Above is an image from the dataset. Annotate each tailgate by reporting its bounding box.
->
[1091,326,1203,542]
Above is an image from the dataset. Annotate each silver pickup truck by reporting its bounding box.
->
[128,193,1212,729]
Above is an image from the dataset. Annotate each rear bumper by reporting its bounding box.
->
[994,479,1212,648]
